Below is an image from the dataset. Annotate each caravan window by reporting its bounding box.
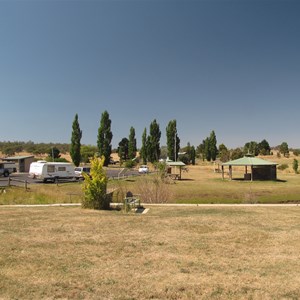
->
[58,167,66,171]
[47,165,55,173]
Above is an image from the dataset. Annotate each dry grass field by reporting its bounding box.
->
[0,206,299,299]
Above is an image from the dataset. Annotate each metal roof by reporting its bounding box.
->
[166,161,186,167]
[2,155,34,160]
[222,156,277,166]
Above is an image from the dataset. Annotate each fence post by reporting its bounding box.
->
[8,176,11,187]
[25,180,28,190]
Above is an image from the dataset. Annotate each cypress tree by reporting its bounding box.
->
[118,138,129,161]
[166,120,180,161]
[140,128,148,164]
[97,110,113,166]
[209,130,218,161]
[70,113,82,167]
[148,119,161,163]
[128,126,137,160]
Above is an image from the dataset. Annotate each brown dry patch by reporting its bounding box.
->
[0,206,299,299]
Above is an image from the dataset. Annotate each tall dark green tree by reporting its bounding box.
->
[209,130,218,161]
[118,138,129,161]
[47,147,61,160]
[70,114,82,167]
[196,140,206,161]
[140,128,148,164]
[244,141,259,156]
[128,126,137,160]
[97,110,113,166]
[258,139,271,155]
[204,137,211,161]
[148,119,161,163]
[190,146,196,165]
[166,120,180,161]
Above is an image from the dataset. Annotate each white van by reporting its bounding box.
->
[29,160,76,183]
[74,166,91,180]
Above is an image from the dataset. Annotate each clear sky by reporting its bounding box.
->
[1,0,299,149]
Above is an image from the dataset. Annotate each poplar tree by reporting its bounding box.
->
[118,138,129,161]
[128,126,137,160]
[166,120,180,161]
[190,146,196,165]
[204,137,211,161]
[97,110,113,166]
[70,113,82,167]
[209,130,218,161]
[140,128,148,164]
[148,119,161,163]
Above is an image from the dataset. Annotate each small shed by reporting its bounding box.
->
[166,161,186,180]
[222,155,277,181]
[2,155,35,173]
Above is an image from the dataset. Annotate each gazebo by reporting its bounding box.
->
[222,155,277,181]
[166,161,186,180]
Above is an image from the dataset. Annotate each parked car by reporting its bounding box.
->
[138,165,149,174]
[0,162,17,177]
[74,166,91,180]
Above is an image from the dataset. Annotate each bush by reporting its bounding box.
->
[137,174,172,203]
[278,164,289,171]
[82,156,110,210]
[124,160,136,169]
[293,159,298,174]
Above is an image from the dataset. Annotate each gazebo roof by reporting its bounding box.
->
[166,161,186,167]
[222,156,277,166]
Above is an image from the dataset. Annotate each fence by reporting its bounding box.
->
[0,177,29,190]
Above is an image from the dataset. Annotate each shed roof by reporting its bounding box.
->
[222,156,277,166]
[2,155,34,160]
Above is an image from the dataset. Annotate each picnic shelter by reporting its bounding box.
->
[222,155,277,181]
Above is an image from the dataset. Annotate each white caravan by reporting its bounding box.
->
[29,160,76,183]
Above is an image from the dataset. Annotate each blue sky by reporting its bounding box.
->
[1,0,299,149]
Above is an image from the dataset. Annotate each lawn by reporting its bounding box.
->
[0,206,299,299]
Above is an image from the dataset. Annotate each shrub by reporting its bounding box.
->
[293,159,298,174]
[278,164,289,171]
[82,156,110,210]
[124,160,136,169]
[137,174,172,203]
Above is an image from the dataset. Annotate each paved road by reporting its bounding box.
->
[0,168,141,187]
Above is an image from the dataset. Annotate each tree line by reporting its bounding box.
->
[1,111,298,166]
